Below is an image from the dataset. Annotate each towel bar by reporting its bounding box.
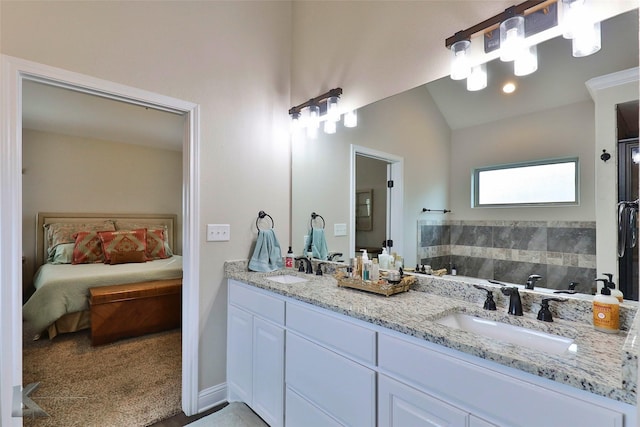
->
[310,212,325,229]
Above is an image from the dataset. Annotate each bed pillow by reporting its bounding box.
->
[45,220,115,261]
[98,229,148,264]
[109,250,147,265]
[71,231,105,264]
[115,222,173,258]
[50,243,75,264]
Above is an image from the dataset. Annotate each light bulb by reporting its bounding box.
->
[324,119,336,134]
[344,110,358,128]
[572,21,601,57]
[450,40,471,81]
[327,96,340,122]
[514,45,538,76]
[466,64,487,91]
[500,16,525,62]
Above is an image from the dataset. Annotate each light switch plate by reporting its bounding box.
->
[207,224,230,242]
[334,223,347,236]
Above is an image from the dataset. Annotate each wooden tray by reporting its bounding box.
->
[334,272,416,297]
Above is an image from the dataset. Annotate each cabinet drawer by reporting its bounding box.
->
[228,280,284,325]
[286,302,376,365]
[286,332,376,427]
[286,387,343,427]
[378,333,623,427]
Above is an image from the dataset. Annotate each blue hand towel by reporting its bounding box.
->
[248,229,284,272]
[304,227,329,260]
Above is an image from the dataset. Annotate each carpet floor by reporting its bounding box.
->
[22,327,182,427]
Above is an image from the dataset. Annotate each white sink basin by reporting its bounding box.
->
[436,313,576,355]
[266,274,309,284]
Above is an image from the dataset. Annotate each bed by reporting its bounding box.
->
[23,212,183,341]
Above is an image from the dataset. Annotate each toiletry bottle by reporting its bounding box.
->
[361,250,370,280]
[593,280,620,334]
[379,248,390,269]
[285,246,294,269]
[371,259,380,282]
[451,264,457,276]
[604,273,624,302]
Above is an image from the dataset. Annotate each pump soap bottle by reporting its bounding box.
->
[285,246,294,269]
[603,273,624,303]
[593,279,620,334]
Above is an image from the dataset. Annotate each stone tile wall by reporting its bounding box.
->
[417,220,597,294]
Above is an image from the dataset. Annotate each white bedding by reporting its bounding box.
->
[23,256,182,333]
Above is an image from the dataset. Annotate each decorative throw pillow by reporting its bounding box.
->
[50,243,75,264]
[71,231,105,264]
[145,228,170,260]
[109,250,147,265]
[45,220,115,261]
[115,222,173,258]
[98,229,148,264]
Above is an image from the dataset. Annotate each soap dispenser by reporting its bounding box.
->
[603,273,624,303]
[593,279,620,334]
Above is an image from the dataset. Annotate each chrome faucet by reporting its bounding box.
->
[500,287,523,316]
[525,274,542,290]
[295,257,313,274]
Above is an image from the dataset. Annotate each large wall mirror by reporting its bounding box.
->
[291,8,639,299]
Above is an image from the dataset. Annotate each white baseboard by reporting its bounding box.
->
[197,382,228,413]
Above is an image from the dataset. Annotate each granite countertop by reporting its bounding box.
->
[225,260,638,406]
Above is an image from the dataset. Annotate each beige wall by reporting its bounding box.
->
[21,129,183,288]
[2,0,292,393]
[450,100,596,222]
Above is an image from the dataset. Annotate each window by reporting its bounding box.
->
[473,158,579,207]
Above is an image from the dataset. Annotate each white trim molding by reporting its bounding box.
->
[0,54,201,424]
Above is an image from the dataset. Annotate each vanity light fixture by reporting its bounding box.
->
[445,0,602,91]
[289,88,355,138]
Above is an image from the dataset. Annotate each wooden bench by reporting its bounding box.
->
[89,278,182,346]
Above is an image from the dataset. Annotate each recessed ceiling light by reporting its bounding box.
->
[503,82,516,94]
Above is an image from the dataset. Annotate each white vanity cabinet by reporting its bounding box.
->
[227,279,634,427]
[227,280,285,427]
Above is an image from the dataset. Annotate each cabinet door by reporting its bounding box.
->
[253,317,284,427]
[227,305,253,403]
[378,375,468,427]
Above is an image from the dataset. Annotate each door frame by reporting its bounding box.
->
[350,144,404,260]
[0,54,201,425]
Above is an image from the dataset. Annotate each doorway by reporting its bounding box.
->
[350,145,403,262]
[0,56,200,425]
[617,100,639,301]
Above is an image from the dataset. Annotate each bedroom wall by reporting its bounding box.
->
[21,128,183,291]
[2,0,292,399]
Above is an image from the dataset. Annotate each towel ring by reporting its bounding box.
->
[256,210,274,232]
[310,212,325,229]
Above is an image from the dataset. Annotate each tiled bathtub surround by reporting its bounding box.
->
[418,220,597,293]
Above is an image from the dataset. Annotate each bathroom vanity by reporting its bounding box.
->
[225,260,637,427]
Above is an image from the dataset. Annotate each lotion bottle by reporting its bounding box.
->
[378,248,391,270]
[593,280,620,334]
[361,250,370,281]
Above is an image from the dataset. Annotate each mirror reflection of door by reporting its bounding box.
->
[617,100,639,301]
[355,155,388,258]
